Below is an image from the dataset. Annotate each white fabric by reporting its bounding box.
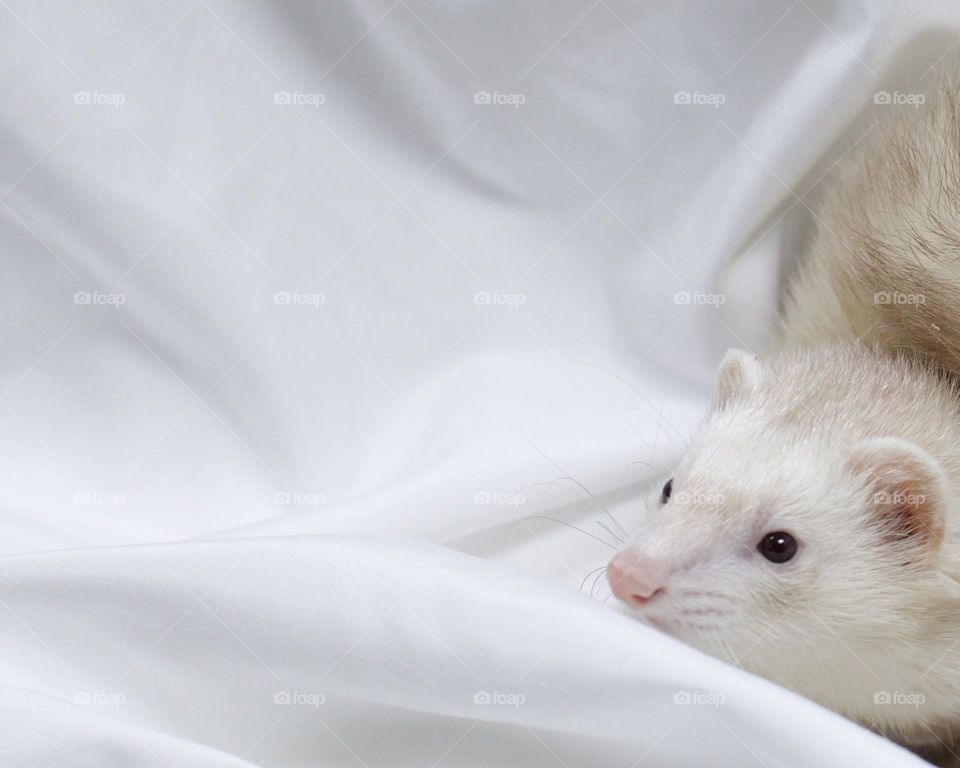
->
[0,1,952,765]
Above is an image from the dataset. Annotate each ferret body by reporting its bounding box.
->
[609,79,960,750]
[783,77,960,368]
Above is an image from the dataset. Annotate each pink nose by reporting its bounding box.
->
[608,551,667,608]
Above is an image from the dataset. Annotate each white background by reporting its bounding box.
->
[0,1,955,765]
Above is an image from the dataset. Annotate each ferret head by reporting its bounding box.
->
[608,345,960,741]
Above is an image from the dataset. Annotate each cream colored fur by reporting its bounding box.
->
[612,77,960,749]
[783,77,960,372]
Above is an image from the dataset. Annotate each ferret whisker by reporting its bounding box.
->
[678,590,734,602]
[509,423,610,509]
[591,566,610,598]
[714,636,739,667]
[514,516,619,551]
[509,428,633,548]
[519,474,631,544]
[596,520,625,544]
[579,565,608,593]
[615,404,690,451]
[518,478,590,499]
[677,609,725,618]
[601,507,630,539]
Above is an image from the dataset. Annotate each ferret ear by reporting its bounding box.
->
[846,437,948,553]
[712,349,762,411]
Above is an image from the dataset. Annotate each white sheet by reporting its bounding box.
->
[0,1,954,765]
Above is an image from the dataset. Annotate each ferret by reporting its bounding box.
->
[608,77,960,752]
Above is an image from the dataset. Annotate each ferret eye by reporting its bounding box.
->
[758,531,798,563]
[660,478,673,504]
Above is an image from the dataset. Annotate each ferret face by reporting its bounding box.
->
[608,348,953,706]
